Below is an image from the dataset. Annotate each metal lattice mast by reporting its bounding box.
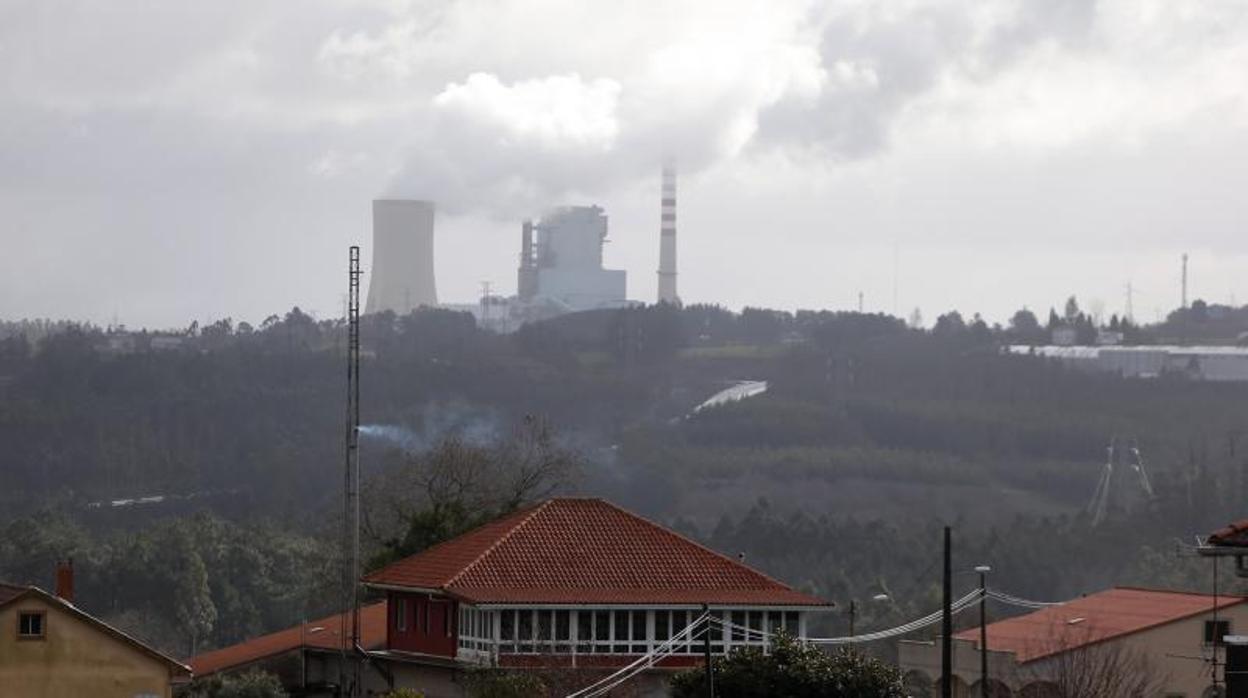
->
[342,245,362,696]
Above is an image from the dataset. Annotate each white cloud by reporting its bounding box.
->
[3,0,1248,326]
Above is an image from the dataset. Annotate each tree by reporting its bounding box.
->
[1063,296,1081,322]
[1009,309,1042,341]
[1020,627,1168,697]
[363,417,580,569]
[670,634,904,698]
[179,669,288,698]
[464,671,546,698]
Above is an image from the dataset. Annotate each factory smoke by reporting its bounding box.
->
[370,3,1107,218]
[357,403,503,454]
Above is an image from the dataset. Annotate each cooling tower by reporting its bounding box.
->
[365,199,438,315]
[657,162,679,305]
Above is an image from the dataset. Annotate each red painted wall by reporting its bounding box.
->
[386,591,458,657]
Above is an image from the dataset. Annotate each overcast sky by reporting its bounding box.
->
[2,0,1246,329]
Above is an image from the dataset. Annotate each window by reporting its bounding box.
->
[396,598,407,632]
[613,610,629,653]
[18,611,45,639]
[1205,619,1231,646]
[655,611,670,641]
[631,609,647,652]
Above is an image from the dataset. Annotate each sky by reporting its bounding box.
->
[2,0,1247,329]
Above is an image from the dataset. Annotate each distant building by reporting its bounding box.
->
[1050,326,1078,346]
[367,199,438,315]
[516,206,628,317]
[0,563,191,696]
[1007,344,1248,382]
[197,498,830,696]
[899,587,1246,697]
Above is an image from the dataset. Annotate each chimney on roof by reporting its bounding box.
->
[55,558,74,603]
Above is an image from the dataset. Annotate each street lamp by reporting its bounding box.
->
[847,594,892,642]
[974,565,992,698]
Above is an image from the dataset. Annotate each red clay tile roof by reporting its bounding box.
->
[955,587,1246,663]
[189,602,387,676]
[1208,519,1248,547]
[363,498,828,607]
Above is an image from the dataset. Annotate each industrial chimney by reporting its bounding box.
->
[517,219,538,301]
[656,162,679,305]
[365,200,438,315]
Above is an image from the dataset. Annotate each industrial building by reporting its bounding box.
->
[1006,345,1248,381]
[365,199,438,315]
[516,205,628,314]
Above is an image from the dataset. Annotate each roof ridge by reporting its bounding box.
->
[595,499,803,593]
[1113,585,1248,599]
[443,499,555,589]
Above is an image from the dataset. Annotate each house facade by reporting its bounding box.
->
[899,587,1247,697]
[0,571,191,697]
[362,497,829,675]
[193,498,829,697]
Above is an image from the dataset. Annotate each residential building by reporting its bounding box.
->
[194,497,829,697]
[0,564,191,697]
[899,587,1246,697]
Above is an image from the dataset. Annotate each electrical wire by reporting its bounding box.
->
[564,586,1067,697]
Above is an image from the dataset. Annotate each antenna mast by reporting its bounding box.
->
[341,245,363,696]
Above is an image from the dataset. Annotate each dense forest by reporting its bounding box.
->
[2,299,1247,658]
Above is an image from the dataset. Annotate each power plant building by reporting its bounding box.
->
[365,199,438,315]
[517,205,627,314]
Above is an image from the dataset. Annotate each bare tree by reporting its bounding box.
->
[362,416,580,567]
[1018,626,1169,698]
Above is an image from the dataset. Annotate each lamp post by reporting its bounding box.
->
[847,594,891,645]
[975,565,992,698]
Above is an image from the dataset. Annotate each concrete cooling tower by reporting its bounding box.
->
[365,199,438,315]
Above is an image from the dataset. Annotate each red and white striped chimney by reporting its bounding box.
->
[657,161,679,304]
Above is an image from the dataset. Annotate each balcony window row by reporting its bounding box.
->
[457,608,802,656]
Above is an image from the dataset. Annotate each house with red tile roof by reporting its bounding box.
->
[899,587,1247,697]
[363,497,829,673]
[191,497,829,696]
[188,602,388,688]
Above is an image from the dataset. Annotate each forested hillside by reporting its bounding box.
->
[2,301,1247,656]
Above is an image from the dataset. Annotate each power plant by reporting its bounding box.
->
[369,163,679,329]
[657,162,679,305]
[516,205,627,314]
[365,199,438,315]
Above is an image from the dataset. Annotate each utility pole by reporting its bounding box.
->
[858,291,864,313]
[976,565,992,698]
[702,604,715,698]
[848,600,857,640]
[942,526,952,698]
